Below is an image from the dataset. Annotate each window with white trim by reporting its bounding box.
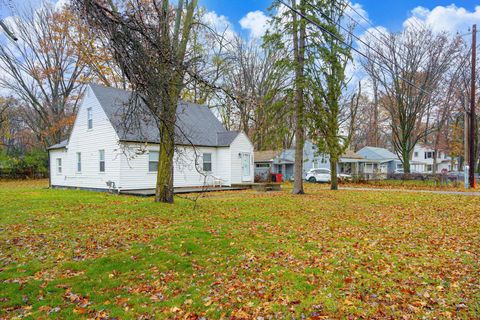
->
[87,107,93,129]
[99,150,105,172]
[425,151,435,159]
[203,153,212,172]
[149,151,159,172]
[56,158,62,174]
[76,152,82,172]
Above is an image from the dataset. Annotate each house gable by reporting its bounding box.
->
[50,85,122,189]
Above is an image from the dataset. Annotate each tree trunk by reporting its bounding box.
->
[402,149,411,174]
[372,78,379,147]
[291,0,306,195]
[155,121,175,203]
[330,158,338,190]
[432,148,438,174]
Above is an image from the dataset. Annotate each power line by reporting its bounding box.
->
[306,2,405,79]
[338,0,424,40]
[278,0,433,96]
[332,1,388,47]
[334,0,418,64]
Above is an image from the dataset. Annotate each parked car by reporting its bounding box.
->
[305,168,352,183]
[447,172,480,181]
[447,171,465,181]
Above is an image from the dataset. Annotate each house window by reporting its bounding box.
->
[425,152,435,159]
[256,164,270,168]
[99,150,105,172]
[203,153,212,172]
[426,164,433,172]
[76,152,82,172]
[414,152,418,158]
[149,151,159,172]
[87,107,93,129]
[56,158,62,174]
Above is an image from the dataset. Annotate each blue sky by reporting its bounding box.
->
[1,0,479,36]
[199,0,479,33]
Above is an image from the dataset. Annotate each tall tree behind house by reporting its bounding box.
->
[362,27,462,173]
[0,4,88,147]
[304,0,359,191]
[219,36,293,151]
[265,0,307,195]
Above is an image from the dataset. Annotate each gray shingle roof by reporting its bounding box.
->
[216,131,240,146]
[89,83,238,147]
[358,147,398,161]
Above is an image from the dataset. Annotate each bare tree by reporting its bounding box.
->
[218,36,292,151]
[362,27,462,172]
[0,4,87,147]
[350,92,390,151]
[74,0,199,203]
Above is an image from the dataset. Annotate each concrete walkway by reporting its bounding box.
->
[340,187,480,196]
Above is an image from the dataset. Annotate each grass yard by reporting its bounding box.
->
[1,180,480,319]
[341,179,473,192]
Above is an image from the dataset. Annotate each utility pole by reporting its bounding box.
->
[469,24,477,188]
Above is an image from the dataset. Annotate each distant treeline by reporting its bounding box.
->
[0,149,48,179]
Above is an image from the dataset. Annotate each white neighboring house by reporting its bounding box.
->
[48,84,254,192]
[411,145,458,173]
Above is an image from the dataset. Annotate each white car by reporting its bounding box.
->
[305,168,352,183]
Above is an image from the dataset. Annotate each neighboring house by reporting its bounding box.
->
[254,150,289,180]
[254,141,320,181]
[357,146,402,176]
[411,145,458,173]
[254,141,371,180]
[48,84,254,192]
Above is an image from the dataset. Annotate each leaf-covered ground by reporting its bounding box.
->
[1,180,479,319]
[341,179,480,192]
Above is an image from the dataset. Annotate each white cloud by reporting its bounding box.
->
[201,10,236,42]
[404,5,480,34]
[55,0,71,10]
[346,2,370,27]
[239,10,269,39]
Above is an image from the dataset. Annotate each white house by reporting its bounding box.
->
[411,145,458,173]
[48,84,254,192]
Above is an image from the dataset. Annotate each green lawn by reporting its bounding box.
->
[1,180,479,319]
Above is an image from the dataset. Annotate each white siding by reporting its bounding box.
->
[49,85,252,190]
[50,87,122,190]
[216,147,231,185]
[411,145,456,173]
[229,132,254,184]
[50,149,66,185]
[118,144,233,189]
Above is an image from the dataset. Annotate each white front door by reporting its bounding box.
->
[242,153,251,181]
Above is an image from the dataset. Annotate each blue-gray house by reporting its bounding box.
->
[357,147,402,175]
[254,141,369,181]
